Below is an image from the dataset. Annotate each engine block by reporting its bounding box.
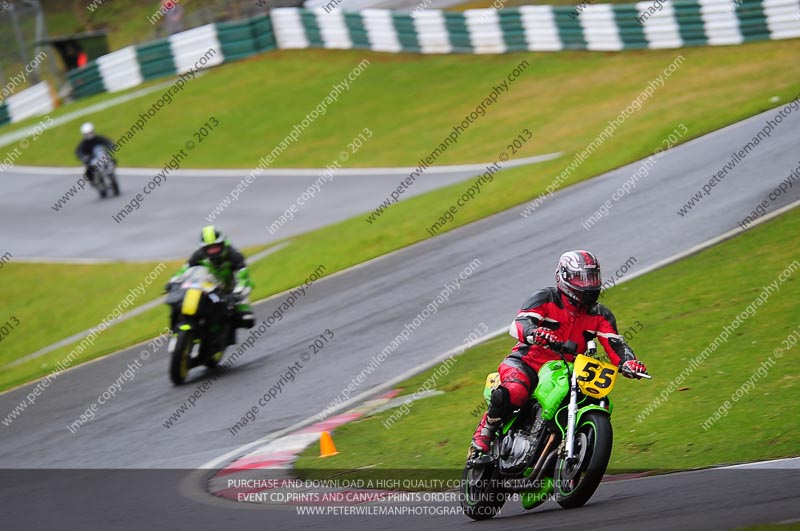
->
[498,431,537,475]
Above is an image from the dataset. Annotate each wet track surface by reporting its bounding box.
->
[1,154,556,261]
[1,106,799,529]
[1,465,799,530]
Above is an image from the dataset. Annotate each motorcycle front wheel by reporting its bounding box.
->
[109,173,120,196]
[554,411,613,509]
[169,330,193,385]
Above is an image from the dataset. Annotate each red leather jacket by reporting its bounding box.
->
[508,287,637,371]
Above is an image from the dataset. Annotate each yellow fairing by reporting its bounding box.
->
[574,354,619,398]
[182,288,202,315]
[485,372,501,393]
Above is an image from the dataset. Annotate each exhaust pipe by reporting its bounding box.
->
[530,433,556,477]
[503,450,558,493]
[500,433,559,493]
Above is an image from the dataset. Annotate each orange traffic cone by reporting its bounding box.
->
[319,431,338,457]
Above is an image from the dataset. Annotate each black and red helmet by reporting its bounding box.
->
[555,250,602,307]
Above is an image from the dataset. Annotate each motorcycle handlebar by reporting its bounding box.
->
[548,339,653,379]
[547,339,578,356]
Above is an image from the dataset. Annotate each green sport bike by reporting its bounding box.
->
[460,339,650,520]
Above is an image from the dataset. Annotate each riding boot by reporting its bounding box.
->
[469,412,502,466]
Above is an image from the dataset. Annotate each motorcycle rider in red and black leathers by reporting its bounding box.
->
[470,250,648,459]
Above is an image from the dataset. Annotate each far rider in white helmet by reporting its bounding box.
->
[75,122,118,195]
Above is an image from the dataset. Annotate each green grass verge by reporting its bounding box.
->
[0,259,178,367]
[0,260,176,391]
[6,41,800,170]
[2,40,798,391]
[293,208,800,477]
[0,242,273,392]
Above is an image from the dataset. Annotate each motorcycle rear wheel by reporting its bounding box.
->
[204,349,223,369]
[169,330,193,385]
[555,411,612,509]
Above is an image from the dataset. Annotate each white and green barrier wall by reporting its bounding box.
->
[0,82,57,127]
[272,0,800,52]
[4,0,800,120]
[66,15,276,100]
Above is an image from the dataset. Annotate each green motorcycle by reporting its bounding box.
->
[461,339,650,520]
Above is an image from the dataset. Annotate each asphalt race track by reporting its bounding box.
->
[1,153,556,261]
[2,465,799,530]
[1,106,799,530]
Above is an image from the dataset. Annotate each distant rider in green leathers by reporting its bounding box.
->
[167,226,254,342]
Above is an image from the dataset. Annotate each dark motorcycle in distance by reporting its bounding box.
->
[165,266,235,385]
[461,339,650,520]
[86,145,119,198]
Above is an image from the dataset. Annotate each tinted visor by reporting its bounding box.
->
[566,269,601,289]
